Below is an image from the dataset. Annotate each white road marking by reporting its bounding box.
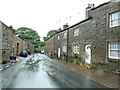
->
[0,68,3,71]
[6,65,10,68]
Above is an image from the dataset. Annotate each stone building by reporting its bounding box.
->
[45,35,55,57]
[0,22,2,63]
[0,21,34,63]
[28,41,34,53]
[45,1,120,72]
[54,29,68,60]
[12,35,23,56]
[0,21,14,63]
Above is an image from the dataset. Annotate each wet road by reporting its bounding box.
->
[1,54,108,88]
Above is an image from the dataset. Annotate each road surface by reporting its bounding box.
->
[1,54,109,88]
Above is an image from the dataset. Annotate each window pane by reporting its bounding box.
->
[112,12,118,20]
[109,42,120,59]
[110,11,120,27]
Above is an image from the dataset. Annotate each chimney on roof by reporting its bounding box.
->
[63,23,69,30]
[58,28,62,31]
[9,25,13,29]
[85,4,95,18]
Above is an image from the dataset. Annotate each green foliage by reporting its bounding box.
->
[40,42,45,47]
[72,53,78,58]
[17,27,41,50]
[43,37,48,42]
[43,30,58,41]
[47,30,58,38]
[76,60,80,65]
[2,60,9,64]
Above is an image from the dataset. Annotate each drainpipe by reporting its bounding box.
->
[54,35,56,59]
[66,29,69,62]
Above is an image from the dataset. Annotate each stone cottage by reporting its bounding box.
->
[45,1,120,72]
[0,21,34,63]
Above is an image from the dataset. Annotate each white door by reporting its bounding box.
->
[85,45,91,64]
[58,48,60,57]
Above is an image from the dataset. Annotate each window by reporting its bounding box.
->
[57,35,60,40]
[110,11,120,27]
[63,32,67,39]
[62,46,67,52]
[3,34,5,36]
[2,51,6,54]
[73,28,79,36]
[73,45,79,54]
[108,42,120,59]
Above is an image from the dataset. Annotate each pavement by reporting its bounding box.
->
[49,58,119,89]
[0,57,22,71]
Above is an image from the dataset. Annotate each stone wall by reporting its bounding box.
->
[0,22,2,63]
[45,36,54,57]
[28,42,34,53]
[45,1,120,72]
[12,36,23,56]
[54,30,68,59]
[0,21,34,63]
[1,22,14,62]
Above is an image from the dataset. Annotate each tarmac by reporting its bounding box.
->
[0,55,119,89]
[50,59,119,89]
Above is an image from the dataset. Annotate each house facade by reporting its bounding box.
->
[45,36,55,57]
[0,21,34,63]
[28,42,34,53]
[45,1,120,72]
[0,21,14,62]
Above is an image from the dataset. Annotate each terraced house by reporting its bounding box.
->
[45,1,120,72]
[0,21,34,64]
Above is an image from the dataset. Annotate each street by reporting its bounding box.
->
[1,54,108,88]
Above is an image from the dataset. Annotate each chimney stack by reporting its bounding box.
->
[58,28,62,31]
[63,23,69,30]
[85,4,95,18]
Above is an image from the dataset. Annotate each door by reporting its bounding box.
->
[58,48,60,58]
[85,45,91,64]
[16,43,19,56]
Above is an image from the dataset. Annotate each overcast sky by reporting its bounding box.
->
[0,0,110,41]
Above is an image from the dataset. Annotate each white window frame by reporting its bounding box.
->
[73,45,79,54]
[63,32,67,39]
[110,11,120,27]
[73,28,79,36]
[62,46,67,52]
[108,42,120,59]
[57,35,60,40]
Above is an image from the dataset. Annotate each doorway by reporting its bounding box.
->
[16,43,19,56]
[85,45,91,64]
[58,48,60,58]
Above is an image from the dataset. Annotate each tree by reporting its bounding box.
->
[43,30,58,41]
[47,30,58,38]
[17,27,41,50]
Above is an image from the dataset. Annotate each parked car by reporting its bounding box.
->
[41,51,44,54]
[27,50,31,55]
[19,51,28,57]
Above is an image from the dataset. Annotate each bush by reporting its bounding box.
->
[70,59,74,63]
[72,53,78,58]
[76,60,80,65]
[80,63,84,67]
[50,56,53,58]
[2,60,9,64]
